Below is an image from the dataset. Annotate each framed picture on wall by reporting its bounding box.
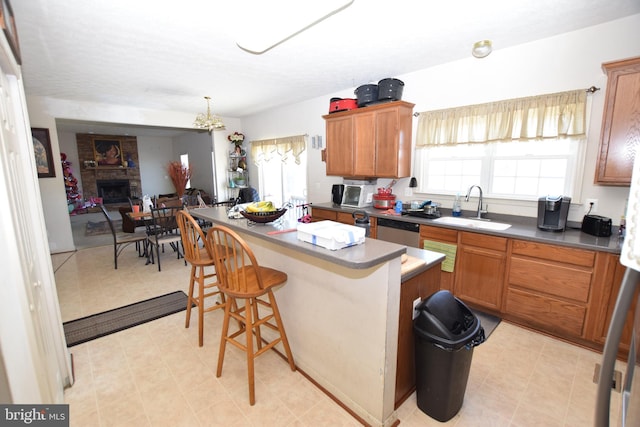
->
[93,138,124,166]
[32,128,55,178]
[0,0,20,64]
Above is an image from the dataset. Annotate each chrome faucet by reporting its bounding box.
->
[465,185,486,219]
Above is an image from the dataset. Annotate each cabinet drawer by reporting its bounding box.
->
[336,212,354,224]
[460,231,507,252]
[509,257,592,302]
[312,208,337,221]
[420,225,457,243]
[511,240,595,267]
[505,288,586,337]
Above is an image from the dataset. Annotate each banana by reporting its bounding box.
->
[246,201,276,212]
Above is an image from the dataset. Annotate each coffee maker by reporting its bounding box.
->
[331,184,345,205]
[537,196,571,231]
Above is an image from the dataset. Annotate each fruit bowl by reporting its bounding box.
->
[240,208,287,223]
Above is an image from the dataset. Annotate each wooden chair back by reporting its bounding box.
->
[176,210,210,265]
[206,225,265,297]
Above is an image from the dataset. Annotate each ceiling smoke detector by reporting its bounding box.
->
[472,40,492,58]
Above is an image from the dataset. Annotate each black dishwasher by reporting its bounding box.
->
[377,217,420,247]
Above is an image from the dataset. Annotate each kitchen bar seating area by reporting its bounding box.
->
[52,241,620,426]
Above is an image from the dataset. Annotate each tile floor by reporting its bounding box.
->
[52,242,625,426]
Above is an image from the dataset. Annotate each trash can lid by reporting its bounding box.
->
[413,290,482,349]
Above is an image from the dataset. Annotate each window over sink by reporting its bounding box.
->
[414,137,584,200]
[413,89,589,201]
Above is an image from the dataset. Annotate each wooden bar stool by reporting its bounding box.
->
[206,225,296,405]
[176,210,226,346]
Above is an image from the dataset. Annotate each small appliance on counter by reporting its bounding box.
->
[581,214,612,237]
[331,184,345,205]
[537,195,571,231]
[372,187,396,209]
[341,179,376,208]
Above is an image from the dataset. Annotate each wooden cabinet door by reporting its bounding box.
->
[353,112,376,176]
[595,56,640,185]
[325,115,354,176]
[374,105,412,178]
[324,101,414,178]
[592,254,638,353]
[454,232,507,310]
[373,108,399,177]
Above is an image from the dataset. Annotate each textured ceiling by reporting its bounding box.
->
[12,0,640,126]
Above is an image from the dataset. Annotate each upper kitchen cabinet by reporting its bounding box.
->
[323,101,414,178]
[595,56,640,185]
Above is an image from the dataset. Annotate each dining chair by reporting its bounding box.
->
[99,204,147,269]
[176,210,227,346]
[206,225,296,405]
[146,206,186,271]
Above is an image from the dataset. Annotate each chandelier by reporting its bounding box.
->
[194,96,225,132]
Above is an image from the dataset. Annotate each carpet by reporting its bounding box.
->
[470,308,501,340]
[85,219,121,236]
[63,291,191,347]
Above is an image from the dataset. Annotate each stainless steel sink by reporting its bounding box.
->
[431,216,512,231]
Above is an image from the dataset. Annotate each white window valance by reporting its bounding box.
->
[250,134,307,165]
[416,89,587,147]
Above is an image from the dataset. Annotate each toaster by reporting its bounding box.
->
[581,214,612,237]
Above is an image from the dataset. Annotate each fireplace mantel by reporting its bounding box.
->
[77,133,141,202]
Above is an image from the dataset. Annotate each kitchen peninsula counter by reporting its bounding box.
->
[190,206,407,269]
[189,206,444,427]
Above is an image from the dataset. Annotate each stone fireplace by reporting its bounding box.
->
[77,133,142,205]
[96,179,131,203]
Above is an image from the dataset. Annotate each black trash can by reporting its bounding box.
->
[413,290,485,422]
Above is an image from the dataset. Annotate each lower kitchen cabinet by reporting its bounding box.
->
[419,226,506,311]
[454,232,507,311]
[590,253,638,353]
[395,264,441,409]
[504,240,595,338]
[311,207,337,222]
[312,205,635,356]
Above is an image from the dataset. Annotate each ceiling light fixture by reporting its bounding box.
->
[193,96,225,132]
[236,0,354,54]
[472,40,492,58]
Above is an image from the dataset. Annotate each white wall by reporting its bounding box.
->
[138,135,178,197]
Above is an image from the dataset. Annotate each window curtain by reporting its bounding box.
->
[250,134,307,165]
[415,89,587,147]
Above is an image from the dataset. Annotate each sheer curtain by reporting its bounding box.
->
[415,89,587,146]
[250,134,307,208]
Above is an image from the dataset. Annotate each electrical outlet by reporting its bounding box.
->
[404,187,413,197]
[412,297,421,320]
[585,198,599,214]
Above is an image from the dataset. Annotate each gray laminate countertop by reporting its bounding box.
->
[311,202,624,254]
[189,206,445,270]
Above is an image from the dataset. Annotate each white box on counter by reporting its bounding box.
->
[297,220,366,250]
